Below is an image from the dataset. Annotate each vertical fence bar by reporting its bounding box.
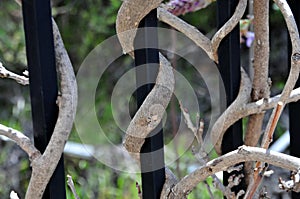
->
[217,0,245,195]
[134,9,165,199]
[22,0,66,198]
[287,0,300,198]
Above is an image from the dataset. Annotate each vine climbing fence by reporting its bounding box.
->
[1,0,300,198]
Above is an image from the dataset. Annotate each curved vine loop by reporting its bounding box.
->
[116,0,178,197]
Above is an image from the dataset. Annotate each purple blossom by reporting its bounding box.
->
[245,31,255,47]
[167,0,213,16]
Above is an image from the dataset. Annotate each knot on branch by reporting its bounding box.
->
[29,150,42,162]
[237,145,251,155]
[292,53,300,64]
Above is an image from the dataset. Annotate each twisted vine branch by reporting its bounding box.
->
[2,0,300,198]
[116,0,300,198]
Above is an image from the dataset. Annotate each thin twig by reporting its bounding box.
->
[136,182,142,199]
[180,101,233,198]
[179,101,198,142]
[179,102,205,146]
[245,162,269,198]
[197,119,204,146]
[245,101,284,198]
[213,176,235,198]
[67,175,80,199]
[0,124,40,161]
[204,181,215,199]
[0,62,29,85]
[261,102,284,149]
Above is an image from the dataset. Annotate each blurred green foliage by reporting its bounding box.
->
[65,159,140,199]
[0,1,26,67]
[54,0,121,68]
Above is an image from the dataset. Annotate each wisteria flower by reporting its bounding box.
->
[167,0,215,16]
[245,31,255,47]
[167,0,256,48]
[240,19,255,47]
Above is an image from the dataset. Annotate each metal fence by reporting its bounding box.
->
[22,0,66,198]
[21,0,300,198]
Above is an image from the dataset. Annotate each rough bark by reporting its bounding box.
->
[116,0,163,56]
[244,0,270,185]
[169,145,300,198]
[24,20,78,199]
[0,124,40,161]
[245,0,270,150]
[262,0,300,144]
[211,0,248,62]
[3,0,300,198]
[116,0,300,198]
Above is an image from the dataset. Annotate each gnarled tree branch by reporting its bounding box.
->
[157,6,213,60]
[123,53,174,160]
[116,0,300,198]
[169,145,300,198]
[244,0,270,186]
[116,1,179,198]
[211,0,248,62]
[116,0,163,56]
[211,68,252,155]
[24,19,78,199]
[261,0,300,150]
[244,0,270,150]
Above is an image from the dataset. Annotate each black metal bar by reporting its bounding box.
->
[217,0,245,195]
[134,9,165,199]
[22,0,66,198]
[287,0,300,198]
